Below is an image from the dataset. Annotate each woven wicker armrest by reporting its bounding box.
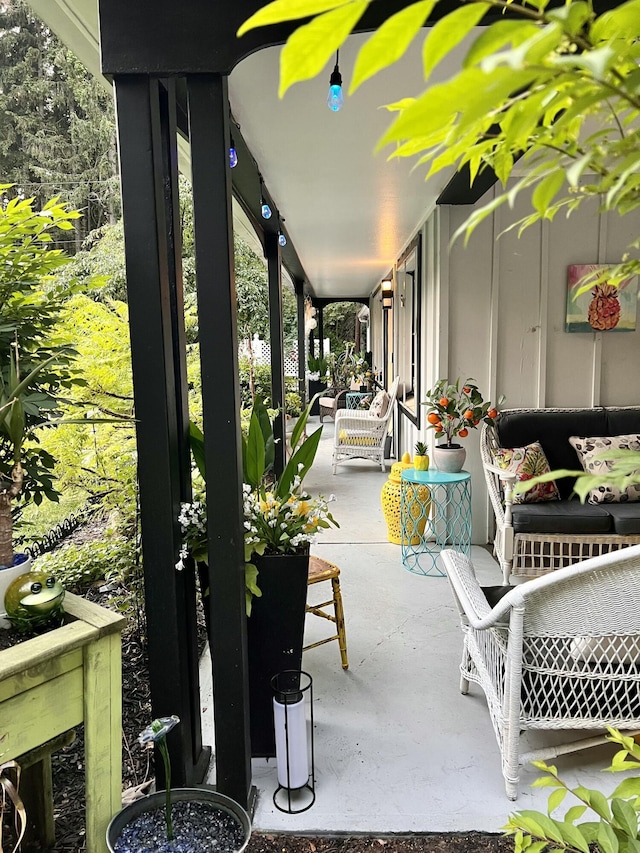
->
[483,462,518,484]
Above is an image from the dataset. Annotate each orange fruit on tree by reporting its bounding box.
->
[462,386,471,394]
[487,408,498,420]
[434,421,443,431]
[458,428,469,438]
[439,396,449,407]
[463,409,474,420]
[427,412,440,425]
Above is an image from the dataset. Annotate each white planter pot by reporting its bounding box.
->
[433,445,466,474]
[0,553,32,628]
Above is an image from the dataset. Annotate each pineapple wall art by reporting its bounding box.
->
[566,264,638,333]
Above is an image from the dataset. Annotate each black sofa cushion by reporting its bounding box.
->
[511,500,612,535]
[603,505,640,535]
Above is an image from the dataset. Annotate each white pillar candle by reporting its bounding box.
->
[273,695,309,789]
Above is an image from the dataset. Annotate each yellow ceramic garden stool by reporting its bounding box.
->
[381,452,432,545]
[304,555,348,669]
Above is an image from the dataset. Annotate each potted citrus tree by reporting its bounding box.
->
[423,378,500,473]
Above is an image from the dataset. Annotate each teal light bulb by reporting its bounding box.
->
[327,84,343,112]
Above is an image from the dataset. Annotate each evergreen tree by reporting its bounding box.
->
[0,0,118,246]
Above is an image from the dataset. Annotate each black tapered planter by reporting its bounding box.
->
[247,550,310,757]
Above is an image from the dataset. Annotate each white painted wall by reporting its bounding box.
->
[374,183,640,545]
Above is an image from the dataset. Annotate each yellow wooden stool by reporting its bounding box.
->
[305,555,349,669]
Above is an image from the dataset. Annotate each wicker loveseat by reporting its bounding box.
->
[481,406,640,583]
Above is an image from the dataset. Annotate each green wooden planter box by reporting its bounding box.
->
[0,592,126,853]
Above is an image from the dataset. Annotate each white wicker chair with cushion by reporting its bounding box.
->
[332,377,399,474]
[441,546,640,800]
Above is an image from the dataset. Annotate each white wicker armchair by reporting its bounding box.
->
[441,546,640,799]
[332,377,399,474]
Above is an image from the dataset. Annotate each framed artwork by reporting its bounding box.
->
[566,264,639,332]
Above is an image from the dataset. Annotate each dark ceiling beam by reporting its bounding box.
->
[437,162,500,206]
[99,0,624,77]
[312,296,369,309]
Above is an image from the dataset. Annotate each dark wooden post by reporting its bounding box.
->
[113,75,208,785]
[187,73,252,808]
[266,230,285,476]
[295,280,306,405]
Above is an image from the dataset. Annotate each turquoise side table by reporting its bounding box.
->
[346,391,371,410]
[400,468,472,577]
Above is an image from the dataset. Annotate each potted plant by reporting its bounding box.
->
[179,395,338,756]
[414,441,429,471]
[106,716,251,852]
[423,378,500,473]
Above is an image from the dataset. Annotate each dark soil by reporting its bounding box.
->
[1,537,512,853]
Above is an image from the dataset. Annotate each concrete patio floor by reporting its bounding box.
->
[202,417,629,834]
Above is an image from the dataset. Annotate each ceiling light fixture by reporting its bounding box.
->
[327,50,343,112]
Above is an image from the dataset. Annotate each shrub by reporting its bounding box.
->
[33,536,137,593]
[505,728,640,853]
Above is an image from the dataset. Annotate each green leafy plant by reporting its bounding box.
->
[505,728,640,853]
[415,441,428,456]
[423,378,500,447]
[33,536,136,592]
[0,760,26,853]
[181,395,338,613]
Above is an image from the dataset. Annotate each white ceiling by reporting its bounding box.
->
[229,35,453,300]
[26,1,464,301]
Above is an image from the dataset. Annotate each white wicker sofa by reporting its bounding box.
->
[482,406,640,583]
[441,546,640,799]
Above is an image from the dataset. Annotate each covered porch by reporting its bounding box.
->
[26,0,640,831]
[200,418,631,832]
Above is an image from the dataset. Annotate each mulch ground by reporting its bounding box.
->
[1,537,514,853]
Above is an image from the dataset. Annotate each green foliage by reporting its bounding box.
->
[505,728,640,853]
[0,1,118,237]
[285,391,302,417]
[33,536,137,593]
[239,358,273,406]
[43,294,137,530]
[0,192,83,539]
[238,0,640,282]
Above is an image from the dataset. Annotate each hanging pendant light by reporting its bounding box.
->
[327,50,343,112]
[229,134,238,168]
[259,179,272,219]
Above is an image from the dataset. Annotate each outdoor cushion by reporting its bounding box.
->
[492,441,560,504]
[511,500,612,535]
[569,434,640,504]
[338,430,377,447]
[369,390,389,418]
[496,409,608,498]
[603,505,640,535]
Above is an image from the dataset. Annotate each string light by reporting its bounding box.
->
[229,134,238,169]
[327,50,343,112]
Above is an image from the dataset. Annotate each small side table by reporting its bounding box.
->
[400,468,472,577]
[346,391,372,410]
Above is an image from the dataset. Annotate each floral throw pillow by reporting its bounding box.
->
[492,441,560,504]
[569,434,640,504]
[369,390,389,418]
